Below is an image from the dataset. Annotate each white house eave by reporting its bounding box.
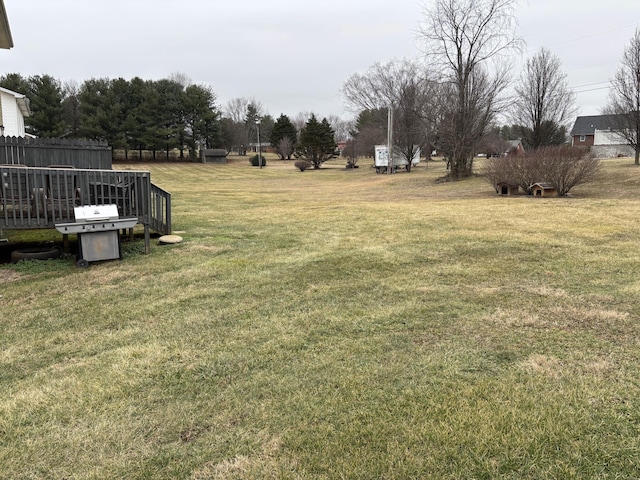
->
[0,87,31,117]
[0,0,13,49]
[16,97,30,117]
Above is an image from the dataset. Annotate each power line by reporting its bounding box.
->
[529,23,639,51]
[574,86,612,94]
[570,80,611,89]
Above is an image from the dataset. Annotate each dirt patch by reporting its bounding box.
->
[0,269,22,283]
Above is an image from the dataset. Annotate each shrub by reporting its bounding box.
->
[529,146,600,196]
[249,155,266,167]
[294,160,312,172]
[481,146,599,196]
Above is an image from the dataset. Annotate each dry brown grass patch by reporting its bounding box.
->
[0,269,23,283]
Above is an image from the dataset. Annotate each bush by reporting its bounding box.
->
[481,146,599,196]
[294,160,312,172]
[529,146,600,196]
[249,155,266,167]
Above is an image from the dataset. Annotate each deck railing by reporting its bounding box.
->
[0,165,171,235]
[150,183,172,235]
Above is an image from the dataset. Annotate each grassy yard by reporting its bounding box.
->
[2,155,640,478]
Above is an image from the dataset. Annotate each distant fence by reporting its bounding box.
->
[0,137,112,169]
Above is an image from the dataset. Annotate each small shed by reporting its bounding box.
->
[496,182,519,196]
[531,182,556,197]
[200,149,227,164]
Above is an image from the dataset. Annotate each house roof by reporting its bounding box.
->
[0,0,13,49]
[570,114,624,136]
[505,139,523,151]
[0,86,31,117]
[531,182,555,190]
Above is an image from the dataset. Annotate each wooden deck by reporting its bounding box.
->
[0,165,171,251]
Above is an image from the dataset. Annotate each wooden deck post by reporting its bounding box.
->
[144,224,150,254]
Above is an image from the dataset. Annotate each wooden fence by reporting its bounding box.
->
[0,136,112,169]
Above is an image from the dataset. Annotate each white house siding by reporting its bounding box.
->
[591,129,634,158]
[594,129,626,146]
[591,144,634,158]
[0,89,26,136]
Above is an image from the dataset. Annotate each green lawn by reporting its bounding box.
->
[2,156,640,479]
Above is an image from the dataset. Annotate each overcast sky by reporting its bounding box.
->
[1,0,638,122]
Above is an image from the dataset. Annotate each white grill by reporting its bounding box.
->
[55,204,138,266]
[74,204,120,222]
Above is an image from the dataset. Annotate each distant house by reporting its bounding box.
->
[0,1,25,137]
[570,114,634,158]
[247,141,273,153]
[505,139,525,157]
[0,87,31,137]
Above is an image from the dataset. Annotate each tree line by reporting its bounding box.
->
[3,0,638,174]
[342,0,640,179]
[0,73,340,165]
[0,73,223,160]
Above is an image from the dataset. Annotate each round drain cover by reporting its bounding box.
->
[158,235,183,245]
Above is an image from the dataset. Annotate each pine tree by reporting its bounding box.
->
[296,114,337,169]
[27,74,67,137]
[271,114,297,159]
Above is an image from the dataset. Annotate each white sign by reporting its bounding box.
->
[374,145,421,167]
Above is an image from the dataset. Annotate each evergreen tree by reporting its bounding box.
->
[117,77,144,157]
[0,73,29,96]
[296,114,337,169]
[350,108,387,158]
[26,74,66,137]
[258,114,274,149]
[138,79,181,160]
[271,114,297,159]
[78,78,123,148]
[219,117,236,153]
[62,81,81,138]
[244,103,261,150]
[184,83,220,158]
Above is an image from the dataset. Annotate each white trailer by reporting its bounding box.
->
[374,145,421,173]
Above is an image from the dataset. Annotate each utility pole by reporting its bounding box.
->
[256,120,262,169]
[387,106,394,174]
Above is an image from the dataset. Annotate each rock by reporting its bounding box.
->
[158,235,184,245]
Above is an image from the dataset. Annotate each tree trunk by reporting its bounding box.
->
[450,154,473,179]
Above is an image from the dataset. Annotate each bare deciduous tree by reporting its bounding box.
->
[603,28,640,165]
[342,138,360,168]
[418,0,522,179]
[222,97,265,155]
[512,47,576,149]
[327,114,354,143]
[168,72,192,89]
[224,97,264,123]
[293,111,314,136]
[533,146,600,196]
[482,146,599,196]
[278,137,294,160]
[342,59,434,171]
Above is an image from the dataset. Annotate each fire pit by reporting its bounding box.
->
[55,204,138,267]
